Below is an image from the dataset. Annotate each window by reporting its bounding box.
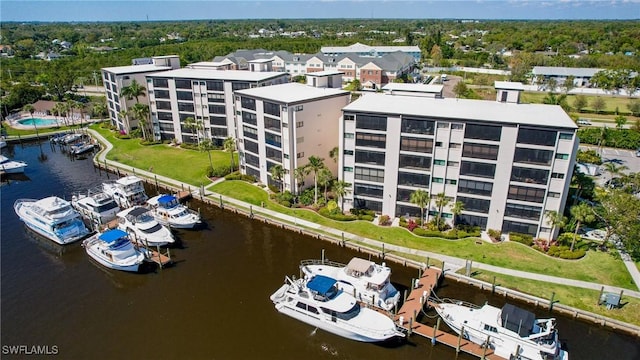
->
[297,152,305,158]
[352,198,382,213]
[245,152,260,167]
[175,79,192,89]
[343,167,353,172]
[264,117,281,132]
[457,214,488,229]
[432,177,443,183]
[154,90,170,99]
[396,188,415,202]
[344,114,355,121]
[458,196,491,213]
[244,140,259,154]
[294,105,303,111]
[464,124,501,141]
[241,97,256,110]
[209,105,226,114]
[345,133,355,139]
[178,103,194,113]
[510,167,549,185]
[400,137,433,153]
[548,192,561,198]
[242,112,257,126]
[551,172,565,179]
[152,78,169,88]
[296,121,304,128]
[398,172,430,188]
[505,203,542,220]
[399,154,431,170]
[243,125,258,140]
[517,128,557,146]
[434,160,446,166]
[355,167,385,183]
[401,117,434,135]
[355,150,385,166]
[451,123,464,130]
[157,111,173,121]
[232,82,250,91]
[356,133,386,148]
[462,143,499,160]
[395,204,421,218]
[266,147,282,162]
[264,102,280,117]
[460,161,496,178]
[445,179,457,185]
[206,80,224,91]
[513,148,553,166]
[265,133,282,148]
[210,116,226,126]
[508,185,546,203]
[448,161,459,167]
[211,128,228,137]
[436,141,443,147]
[559,133,573,140]
[502,220,538,236]
[156,101,171,110]
[458,179,493,196]
[283,154,289,160]
[344,150,354,155]
[208,94,225,103]
[176,91,193,101]
[354,183,384,198]
[356,114,387,131]
[437,122,449,128]
[449,143,461,149]
[555,153,569,160]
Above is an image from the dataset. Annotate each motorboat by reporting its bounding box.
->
[0,136,6,148]
[270,275,404,343]
[70,142,95,155]
[116,206,175,247]
[14,196,90,245]
[62,133,83,144]
[300,257,400,311]
[434,300,569,360]
[102,175,148,208]
[146,194,201,229]
[82,229,146,272]
[0,155,28,174]
[71,190,120,227]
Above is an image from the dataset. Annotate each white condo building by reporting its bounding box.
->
[338,84,578,240]
[234,79,350,192]
[145,68,289,145]
[102,55,180,133]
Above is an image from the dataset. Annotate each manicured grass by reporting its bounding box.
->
[520,92,638,114]
[3,123,79,136]
[211,180,637,290]
[465,268,640,326]
[91,124,237,186]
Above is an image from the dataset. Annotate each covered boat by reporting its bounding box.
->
[82,229,145,272]
[0,155,27,174]
[116,206,175,247]
[146,194,201,229]
[102,175,148,209]
[14,196,90,245]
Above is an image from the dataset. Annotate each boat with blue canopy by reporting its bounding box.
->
[146,194,201,229]
[82,229,146,272]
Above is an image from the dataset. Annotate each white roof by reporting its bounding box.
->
[146,68,288,82]
[102,64,172,75]
[532,66,603,77]
[343,93,577,129]
[494,81,525,91]
[382,83,444,94]
[187,61,230,68]
[322,42,420,53]
[307,70,344,77]
[248,58,273,63]
[235,83,348,104]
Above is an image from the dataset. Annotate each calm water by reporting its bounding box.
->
[1,141,639,359]
[17,118,59,127]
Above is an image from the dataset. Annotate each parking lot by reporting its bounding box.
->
[579,145,640,185]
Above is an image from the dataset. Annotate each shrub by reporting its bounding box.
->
[407,219,418,232]
[318,207,357,221]
[557,232,579,247]
[268,184,280,193]
[547,245,586,259]
[299,188,315,206]
[487,229,502,240]
[224,172,256,182]
[326,200,339,214]
[378,215,391,226]
[399,217,407,227]
[358,214,375,222]
[208,165,231,178]
[509,232,534,246]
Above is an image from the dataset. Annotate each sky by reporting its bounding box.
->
[1,0,639,22]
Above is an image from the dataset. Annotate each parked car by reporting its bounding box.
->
[605,177,623,189]
[635,148,640,157]
[577,119,591,126]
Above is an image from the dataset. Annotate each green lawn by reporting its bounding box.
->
[464,268,640,326]
[91,124,236,186]
[520,92,637,114]
[3,123,79,136]
[211,180,636,290]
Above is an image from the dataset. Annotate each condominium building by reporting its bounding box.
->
[102,55,180,133]
[338,83,578,240]
[234,81,350,191]
[321,42,422,62]
[145,68,289,145]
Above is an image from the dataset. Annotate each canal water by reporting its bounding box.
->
[1,141,639,359]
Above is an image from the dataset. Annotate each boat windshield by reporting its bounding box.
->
[48,205,71,216]
[94,201,119,213]
[140,223,163,234]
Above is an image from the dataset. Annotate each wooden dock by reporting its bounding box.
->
[144,247,172,267]
[394,267,504,360]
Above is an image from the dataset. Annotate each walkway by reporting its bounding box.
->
[88,129,640,299]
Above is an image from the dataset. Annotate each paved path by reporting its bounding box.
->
[88,129,640,299]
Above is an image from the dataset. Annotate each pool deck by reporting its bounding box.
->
[7,113,94,130]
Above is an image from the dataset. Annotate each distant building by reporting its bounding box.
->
[101,55,181,133]
[381,83,444,98]
[531,66,604,87]
[321,42,421,62]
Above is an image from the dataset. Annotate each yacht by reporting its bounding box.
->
[146,194,201,229]
[102,175,148,208]
[270,275,404,343]
[82,229,146,272]
[14,196,90,245]
[70,142,95,155]
[0,155,28,174]
[71,190,120,226]
[116,206,175,247]
[300,257,400,311]
[434,301,569,360]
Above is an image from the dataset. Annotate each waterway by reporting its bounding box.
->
[1,140,639,359]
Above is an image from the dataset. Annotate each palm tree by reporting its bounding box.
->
[450,201,465,229]
[409,189,429,226]
[65,100,75,126]
[223,137,236,171]
[569,203,595,252]
[294,166,307,195]
[73,101,85,129]
[270,164,285,192]
[92,101,106,123]
[23,104,39,137]
[544,210,567,245]
[199,138,215,174]
[571,168,594,205]
[306,156,325,205]
[435,192,450,229]
[332,180,352,212]
[183,116,198,144]
[329,146,339,164]
[317,167,333,202]
[602,162,629,187]
[120,79,146,104]
[597,126,609,156]
[131,103,150,140]
[118,109,129,132]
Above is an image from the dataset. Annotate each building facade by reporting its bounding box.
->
[102,55,180,133]
[145,68,289,145]
[338,89,578,240]
[234,82,350,192]
[321,42,421,62]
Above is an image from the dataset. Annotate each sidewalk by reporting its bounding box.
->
[88,129,640,299]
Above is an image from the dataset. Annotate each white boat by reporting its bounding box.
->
[82,229,146,272]
[300,257,400,311]
[146,194,201,229]
[0,155,28,174]
[270,275,404,343]
[70,142,95,155]
[71,190,120,226]
[102,175,148,208]
[0,137,6,148]
[434,301,569,360]
[62,133,82,144]
[116,206,175,247]
[14,196,90,245]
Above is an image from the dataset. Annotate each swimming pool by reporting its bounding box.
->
[17,118,59,127]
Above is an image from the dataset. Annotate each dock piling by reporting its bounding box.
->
[456,325,464,353]
[432,317,440,345]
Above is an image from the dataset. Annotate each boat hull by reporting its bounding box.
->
[84,248,142,272]
[14,200,89,245]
